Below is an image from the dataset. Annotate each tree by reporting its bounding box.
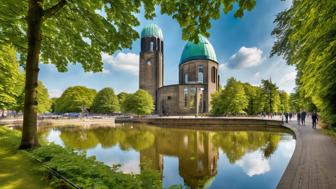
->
[279,91,289,112]
[15,80,52,114]
[0,0,255,148]
[55,86,96,113]
[91,87,119,114]
[271,0,336,127]
[118,92,130,113]
[261,79,280,113]
[0,45,21,111]
[211,77,248,115]
[123,90,154,115]
[242,83,259,115]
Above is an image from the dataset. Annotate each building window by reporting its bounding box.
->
[150,41,154,51]
[147,61,151,65]
[211,67,216,83]
[198,65,204,83]
[184,73,189,84]
[167,96,171,100]
[184,88,188,107]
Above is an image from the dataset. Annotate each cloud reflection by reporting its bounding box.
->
[236,151,271,177]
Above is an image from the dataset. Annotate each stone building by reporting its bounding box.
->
[139,24,219,115]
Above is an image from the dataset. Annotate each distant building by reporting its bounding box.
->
[139,24,220,115]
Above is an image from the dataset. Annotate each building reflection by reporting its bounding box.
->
[47,125,285,189]
[140,130,218,189]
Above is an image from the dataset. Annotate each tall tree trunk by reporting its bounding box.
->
[19,0,44,149]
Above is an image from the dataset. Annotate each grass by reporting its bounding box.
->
[321,127,336,138]
[0,127,52,189]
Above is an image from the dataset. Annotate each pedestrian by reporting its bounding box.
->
[297,112,301,125]
[301,111,307,126]
[285,112,289,123]
[289,112,293,120]
[312,112,318,129]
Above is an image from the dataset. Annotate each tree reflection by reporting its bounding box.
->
[42,125,286,188]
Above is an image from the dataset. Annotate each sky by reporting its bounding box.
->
[38,0,296,98]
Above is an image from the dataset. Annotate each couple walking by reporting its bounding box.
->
[297,111,318,129]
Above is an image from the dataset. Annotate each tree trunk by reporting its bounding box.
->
[19,0,44,149]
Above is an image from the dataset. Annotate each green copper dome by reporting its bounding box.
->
[141,24,163,40]
[180,35,217,64]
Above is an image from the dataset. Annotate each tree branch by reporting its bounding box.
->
[43,0,67,19]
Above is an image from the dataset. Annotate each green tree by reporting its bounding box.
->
[14,80,52,114]
[0,0,255,148]
[55,86,96,113]
[261,79,280,113]
[279,91,289,112]
[0,45,21,111]
[242,83,259,115]
[123,90,154,115]
[118,92,129,113]
[91,87,119,114]
[211,77,248,115]
[271,0,336,127]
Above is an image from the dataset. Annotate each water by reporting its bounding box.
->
[38,124,295,189]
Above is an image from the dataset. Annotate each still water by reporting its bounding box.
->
[38,124,295,189]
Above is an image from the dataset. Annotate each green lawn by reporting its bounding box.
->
[0,127,52,189]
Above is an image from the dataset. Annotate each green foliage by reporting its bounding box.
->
[55,86,96,113]
[279,91,290,112]
[91,87,120,114]
[261,79,280,113]
[271,0,336,126]
[0,0,256,69]
[118,92,129,113]
[31,144,161,189]
[211,77,289,115]
[15,81,52,113]
[211,77,248,115]
[121,90,154,115]
[0,45,21,110]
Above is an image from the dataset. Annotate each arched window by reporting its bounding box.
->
[150,41,154,51]
[198,65,204,83]
[147,61,151,65]
[184,73,189,84]
[211,67,216,83]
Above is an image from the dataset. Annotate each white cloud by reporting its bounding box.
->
[102,52,139,75]
[226,47,264,69]
[49,89,63,98]
[279,71,296,85]
[254,72,260,78]
[236,151,271,177]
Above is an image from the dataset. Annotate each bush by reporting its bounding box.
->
[31,144,161,189]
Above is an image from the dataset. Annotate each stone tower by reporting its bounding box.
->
[139,24,164,112]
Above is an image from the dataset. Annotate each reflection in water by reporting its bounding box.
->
[39,124,295,189]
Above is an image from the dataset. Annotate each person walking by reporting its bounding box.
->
[285,112,289,123]
[289,112,293,120]
[301,111,307,126]
[312,112,318,129]
[297,112,301,125]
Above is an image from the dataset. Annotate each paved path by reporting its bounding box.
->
[277,119,336,189]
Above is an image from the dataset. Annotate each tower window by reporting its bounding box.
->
[150,41,154,51]
[147,61,151,65]
[184,88,188,107]
[184,73,189,84]
[167,96,171,100]
[211,67,216,83]
[198,65,204,83]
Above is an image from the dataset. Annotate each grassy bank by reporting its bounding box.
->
[321,127,336,138]
[0,126,162,189]
[0,127,52,189]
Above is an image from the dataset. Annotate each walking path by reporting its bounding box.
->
[277,119,336,189]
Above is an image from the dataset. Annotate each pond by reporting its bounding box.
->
[38,124,295,189]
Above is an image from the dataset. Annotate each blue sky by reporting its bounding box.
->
[39,0,296,98]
